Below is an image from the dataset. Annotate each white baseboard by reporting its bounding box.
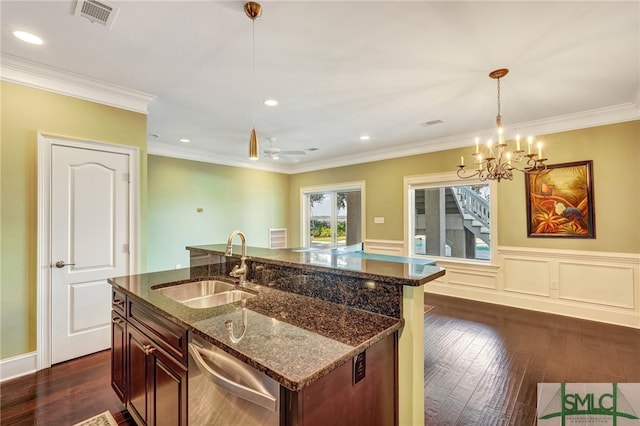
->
[0,351,37,382]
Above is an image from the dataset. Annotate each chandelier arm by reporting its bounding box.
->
[457,167,481,180]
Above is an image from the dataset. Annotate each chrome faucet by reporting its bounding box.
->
[226,230,248,285]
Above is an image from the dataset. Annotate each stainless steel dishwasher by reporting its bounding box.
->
[188,335,280,425]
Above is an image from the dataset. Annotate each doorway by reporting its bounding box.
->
[301,182,364,249]
[37,134,139,368]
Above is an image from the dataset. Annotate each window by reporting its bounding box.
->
[301,182,364,249]
[406,173,494,262]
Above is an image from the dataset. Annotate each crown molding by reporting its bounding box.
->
[147,141,293,173]
[0,54,155,114]
[4,51,635,172]
[288,102,640,174]
[150,101,638,175]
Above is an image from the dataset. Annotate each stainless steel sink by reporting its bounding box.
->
[153,280,255,308]
[183,289,255,309]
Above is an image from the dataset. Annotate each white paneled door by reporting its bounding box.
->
[50,144,130,364]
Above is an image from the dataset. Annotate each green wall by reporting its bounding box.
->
[147,155,290,272]
[289,120,640,254]
[0,81,147,359]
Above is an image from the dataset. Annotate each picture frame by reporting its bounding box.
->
[525,160,595,238]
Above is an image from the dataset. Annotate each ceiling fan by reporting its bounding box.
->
[263,138,307,161]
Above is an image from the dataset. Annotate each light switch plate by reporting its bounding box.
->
[374,217,384,224]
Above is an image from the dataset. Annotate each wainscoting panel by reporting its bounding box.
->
[558,261,635,309]
[363,239,405,256]
[503,257,551,297]
[426,247,640,329]
[363,242,639,328]
[430,260,499,290]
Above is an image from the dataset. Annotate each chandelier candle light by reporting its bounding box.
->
[457,68,547,182]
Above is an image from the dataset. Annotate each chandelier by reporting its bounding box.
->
[457,68,547,182]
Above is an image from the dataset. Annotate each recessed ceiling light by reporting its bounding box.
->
[264,99,278,107]
[13,30,44,45]
[179,138,190,143]
[359,135,371,141]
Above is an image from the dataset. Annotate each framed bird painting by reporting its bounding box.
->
[525,160,595,238]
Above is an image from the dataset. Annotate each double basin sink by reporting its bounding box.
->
[153,280,255,309]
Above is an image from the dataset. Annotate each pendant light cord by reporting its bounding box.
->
[252,18,256,129]
[496,77,501,118]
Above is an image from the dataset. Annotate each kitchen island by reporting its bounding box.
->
[109,244,444,425]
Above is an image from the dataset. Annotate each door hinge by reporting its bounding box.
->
[123,173,130,183]
[123,243,130,254]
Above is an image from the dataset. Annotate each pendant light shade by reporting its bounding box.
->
[249,128,259,160]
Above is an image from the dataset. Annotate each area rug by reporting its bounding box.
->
[424,304,435,314]
[72,411,117,426]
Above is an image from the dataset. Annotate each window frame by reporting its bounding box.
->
[403,171,498,265]
[300,181,366,248]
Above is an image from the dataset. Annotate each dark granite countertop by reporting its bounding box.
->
[108,268,402,391]
[187,244,446,286]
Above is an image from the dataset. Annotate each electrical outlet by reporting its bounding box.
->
[353,351,366,385]
[550,280,558,290]
[374,217,384,224]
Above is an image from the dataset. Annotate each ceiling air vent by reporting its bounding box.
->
[420,119,444,127]
[74,0,120,29]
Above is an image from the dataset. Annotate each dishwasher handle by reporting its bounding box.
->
[188,343,278,412]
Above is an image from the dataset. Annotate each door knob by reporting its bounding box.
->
[54,261,76,268]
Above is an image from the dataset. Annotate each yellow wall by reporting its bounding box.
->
[498,121,640,253]
[147,155,290,271]
[0,81,147,359]
[289,121,640,254]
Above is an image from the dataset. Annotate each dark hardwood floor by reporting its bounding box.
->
[0,350,135,426]
[2,294,639,425]
[424,293,640,425]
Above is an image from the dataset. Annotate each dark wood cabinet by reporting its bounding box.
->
[111,287,397,426]
[111,290,188,426]
[284,333,398,426]
[127,323,187,426]
[111,310,127,403]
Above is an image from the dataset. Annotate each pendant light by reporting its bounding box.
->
[245,2,262,160]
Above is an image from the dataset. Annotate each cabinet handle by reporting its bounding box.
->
[143,344,156,355]
[112,318,124,325]
[113,298,124,307]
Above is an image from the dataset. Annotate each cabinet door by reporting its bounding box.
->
[128,325,152,426]
[127,323,187,426]
[111,311,127,403]
[150,345,188,426]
